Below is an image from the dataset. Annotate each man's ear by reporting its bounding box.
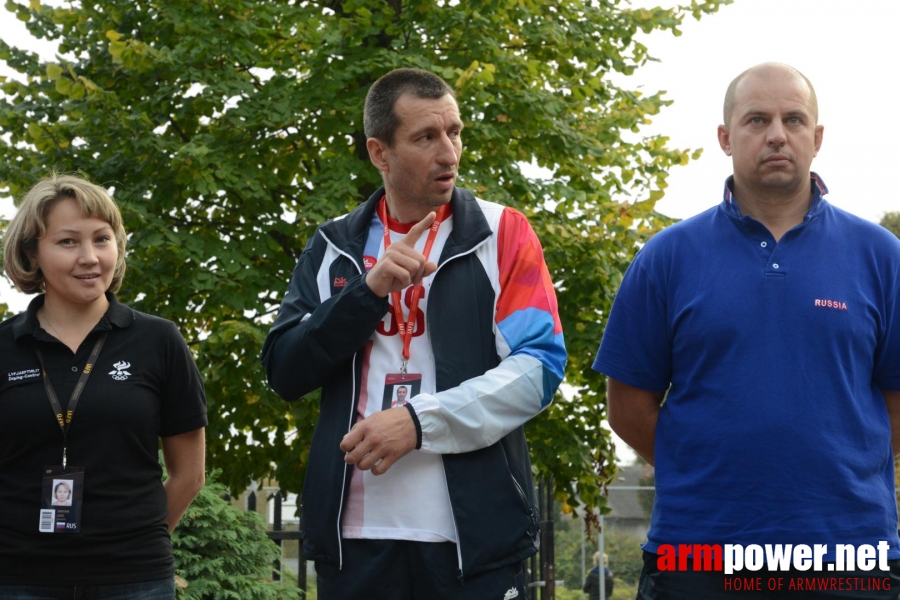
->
[717,124,732,156]
[367,137,389,173]
[813,124,824,157]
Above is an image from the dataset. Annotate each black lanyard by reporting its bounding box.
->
[32,332,108,470]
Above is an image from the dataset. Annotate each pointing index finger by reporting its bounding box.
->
[400,211,437,246]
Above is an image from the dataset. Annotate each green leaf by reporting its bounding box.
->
[46,63,63,80]
[108,39,126,61]
[54,76,72,94]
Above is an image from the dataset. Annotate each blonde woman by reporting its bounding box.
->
[0,174,207,599]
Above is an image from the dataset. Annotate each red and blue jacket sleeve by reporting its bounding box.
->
[411,206,567,453]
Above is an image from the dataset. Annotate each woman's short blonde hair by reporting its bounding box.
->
[3,173,127,294]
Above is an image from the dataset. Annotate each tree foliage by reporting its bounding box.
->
[881,212,900,240]
[0,0,730,513]
[171,469,302,599]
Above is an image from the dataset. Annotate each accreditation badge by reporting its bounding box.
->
[40,466,85,533]
[382,373,422,411]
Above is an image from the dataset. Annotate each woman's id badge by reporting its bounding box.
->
[40,466,84,533]
[382,373,422,411]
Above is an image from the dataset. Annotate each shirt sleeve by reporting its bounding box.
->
[592,243,672,393]
[873,235,900,392]
[160,320,208,437]
[410,208,567,454]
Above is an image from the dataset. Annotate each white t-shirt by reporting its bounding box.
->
[341,205,457,543]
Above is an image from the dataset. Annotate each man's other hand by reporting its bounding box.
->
[340,407,417,475]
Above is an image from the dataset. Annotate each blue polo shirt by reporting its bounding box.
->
[594,175,900,558]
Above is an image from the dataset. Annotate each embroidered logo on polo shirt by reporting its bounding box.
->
[7,368,40,382]
[503,588,519,600]
[813,298,848,311]
[108,361,132,381]
[333,277,348,288]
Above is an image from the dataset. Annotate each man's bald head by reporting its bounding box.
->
[723,63,818,127]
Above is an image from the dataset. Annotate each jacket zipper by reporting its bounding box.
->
[335,353,357,570]
[510,470,537,530]
[321,232,363,571]
[440,455,464,580]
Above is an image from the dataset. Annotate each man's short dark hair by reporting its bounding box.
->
[364,68,455,146]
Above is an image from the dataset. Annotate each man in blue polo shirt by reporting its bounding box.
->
[594,63,900,598]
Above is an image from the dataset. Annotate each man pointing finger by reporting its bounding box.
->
[363,211,438,298]
[261,68,566,599]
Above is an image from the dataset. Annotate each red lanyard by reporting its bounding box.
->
[377,198,448,373]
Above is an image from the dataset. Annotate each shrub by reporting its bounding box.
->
[171,470,302,599]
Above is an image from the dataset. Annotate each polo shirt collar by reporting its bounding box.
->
[722,172,828,218]
[12,292,135,341]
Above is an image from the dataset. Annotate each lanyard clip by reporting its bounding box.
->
[62,446,67,471]
[400,359,408,376]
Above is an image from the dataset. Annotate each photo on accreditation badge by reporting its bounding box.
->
[382,373,422,411]
[50,479,73,506]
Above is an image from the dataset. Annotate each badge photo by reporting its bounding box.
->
[382,373,422,411]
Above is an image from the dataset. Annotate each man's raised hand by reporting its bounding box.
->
[365,211,438,298]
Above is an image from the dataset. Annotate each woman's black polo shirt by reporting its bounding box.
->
[0,293,207,585]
